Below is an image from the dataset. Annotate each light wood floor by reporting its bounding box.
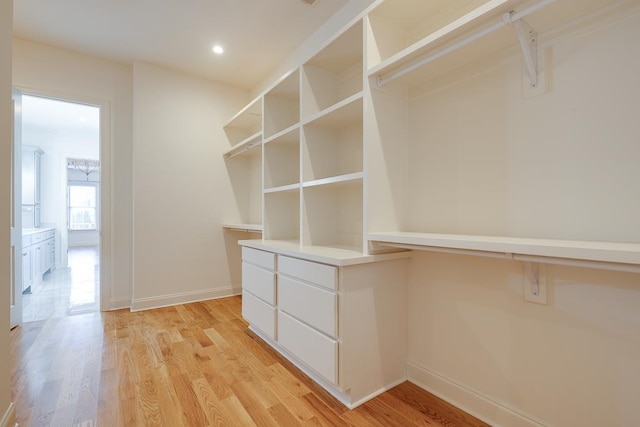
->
[11,296,490,427]
[22,246,100,323]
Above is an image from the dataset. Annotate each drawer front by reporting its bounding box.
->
[278,275,337,338]
[22,235,32,247]
[32,233,42,243]
[45,230,55,239]
[278,256,337,290]
[278,311,338,384]
[242,262,276,305]
[242,291,276,340]
[242,247,275,271]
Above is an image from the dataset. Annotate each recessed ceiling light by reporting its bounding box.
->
[212,45,224,54]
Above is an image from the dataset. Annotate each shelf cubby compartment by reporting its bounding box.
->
[224,143,263,229]
[302,178,363,252]
[302,94,363,183]
[264,70,300,139]
[302,20,363,120]
[264,126,300,190]
[368,0,624,87]
[223,97,262,146]
[264,188,300,242]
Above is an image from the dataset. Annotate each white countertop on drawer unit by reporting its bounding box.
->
[238,239,411,266]
[22,226,56,236]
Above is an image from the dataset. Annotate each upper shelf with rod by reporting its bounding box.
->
[223,96,262,147]
[367,0,625,88]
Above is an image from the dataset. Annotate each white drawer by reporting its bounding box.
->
[242,247,275,271]
[278,311,338,384]
[278,256,337,290]
[242,262,276,305]
[278,275,337,338]
[22,235,32,247]
[242,291,276,340]
[44,230,55,239]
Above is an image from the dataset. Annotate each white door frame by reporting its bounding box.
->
[14,85,112,312]
[10,88,23,328]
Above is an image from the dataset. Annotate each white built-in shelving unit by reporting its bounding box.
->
[223,0,640,409]
[224,13,366,254]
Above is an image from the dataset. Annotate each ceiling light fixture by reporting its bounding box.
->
[301,0,316,4]
[212,45,224,54]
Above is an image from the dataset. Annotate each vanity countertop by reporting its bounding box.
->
[22,226,56,236]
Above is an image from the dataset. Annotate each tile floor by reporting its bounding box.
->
[22,245,100,323]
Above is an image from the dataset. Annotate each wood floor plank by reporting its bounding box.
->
[191,376,236,427]
[11,295,490,427]
[229,380,282,427]
[170,373,209,427]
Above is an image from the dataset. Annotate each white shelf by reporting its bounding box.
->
[263,123,300,145]
[368,0,512,76]
[222,223,263,233]
[223,97,263,145]
[368,0,622,87]
[223,131,262,158]
[302,93,363,129]
[239,239,411,267]
[223,96,262,129]
[302,172,363,189]
[369,231,640,272]
[264,183,301,194]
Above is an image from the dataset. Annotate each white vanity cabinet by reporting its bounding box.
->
[21,227,56,293]
[240,240,410,408]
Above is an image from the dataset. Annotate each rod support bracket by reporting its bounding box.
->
[523,261,547,304]
[512,17,539,88]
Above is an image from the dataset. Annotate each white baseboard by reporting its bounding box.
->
[108,296,131,311]
[131,286,242,312]
[0,402,15,427]
[407,361,546,427]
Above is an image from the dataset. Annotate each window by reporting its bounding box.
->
[68,184,98,230]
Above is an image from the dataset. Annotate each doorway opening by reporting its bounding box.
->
[20,94,101,322]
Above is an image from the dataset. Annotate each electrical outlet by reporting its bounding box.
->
[523,262,547,304]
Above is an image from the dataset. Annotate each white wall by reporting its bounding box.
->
[0,0,13,424]
[13,38,133,309]
[23,129,99,260]
[404,11,640,427]
[132,62,249,310]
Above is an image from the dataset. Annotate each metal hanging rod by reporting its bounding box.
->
[228,141,261,159]
[376,0,558,87]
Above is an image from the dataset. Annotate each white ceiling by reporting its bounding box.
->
[13,0,352,89]
[21,94,100,136]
